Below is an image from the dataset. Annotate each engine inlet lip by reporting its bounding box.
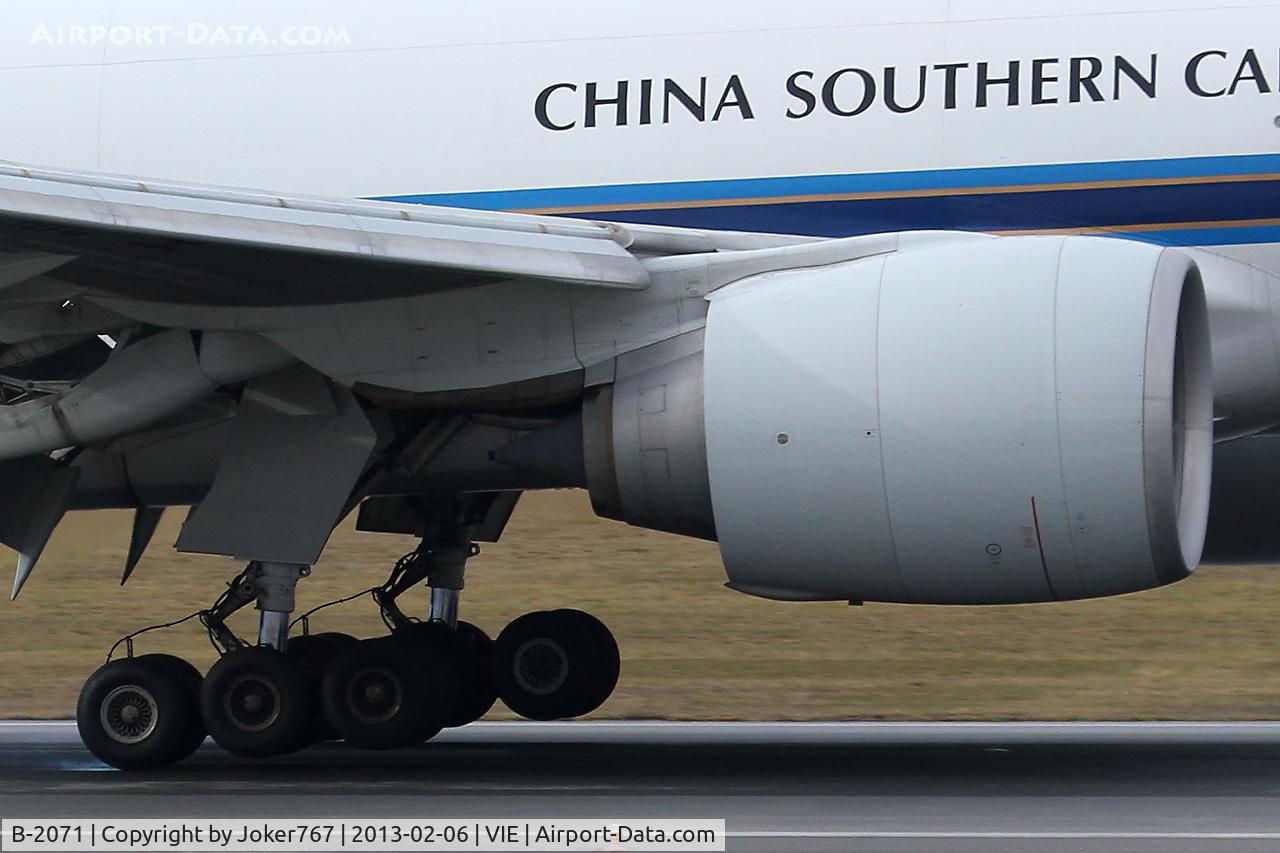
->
[1143,253,1214,581]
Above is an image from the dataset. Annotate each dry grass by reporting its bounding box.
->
[1,490,1278,720]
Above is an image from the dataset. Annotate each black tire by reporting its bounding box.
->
[135,654,207,761]
[456,621,494,656]
[552,610,620,717]
[494,611,603,721]
[321,637,443,750]
[398,622,496,727]
[139,654,203,694]
[289,634,350,681]
[200,647,313,759]
[76,657,197,771]
[316,631,359,651]
[392,623,474,728]
[288,634,351,743]
[455,621,498,724]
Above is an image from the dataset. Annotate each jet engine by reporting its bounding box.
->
[586,236,1214,605]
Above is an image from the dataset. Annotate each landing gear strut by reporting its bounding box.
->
[198,562,315,758]
[323,526,496,748]
[75,499,623,769]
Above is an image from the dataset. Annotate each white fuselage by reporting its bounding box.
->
[3,1,1280,267]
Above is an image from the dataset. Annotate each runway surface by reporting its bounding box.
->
[1,721,1280,852]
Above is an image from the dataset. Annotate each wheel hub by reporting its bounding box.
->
[224,674,281,733]
[101,685,159,745]
[348,667,403,725]
[514,638,569,695]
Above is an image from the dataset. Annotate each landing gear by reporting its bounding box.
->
[79,560,315,769]
[494,609,620,721]
[197,561,314,758]
[141,653,208,760]
[76,655,204,771]
[289,632,357,742]
[200,647,312,758]
[77,502,622,768]
[322,637,447,749]
[554,609,621,717]
[323,525,501,738]
[453,621,499,724]
[288,632,358,682]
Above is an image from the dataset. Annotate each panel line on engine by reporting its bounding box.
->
[1030,496,1060,601]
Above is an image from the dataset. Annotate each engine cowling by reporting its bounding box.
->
[588,235,1214,605]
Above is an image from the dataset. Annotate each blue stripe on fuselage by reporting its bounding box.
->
[539,181,1280,241]
[375,153,1280,246]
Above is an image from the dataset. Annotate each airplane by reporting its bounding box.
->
[2,0,1280,769]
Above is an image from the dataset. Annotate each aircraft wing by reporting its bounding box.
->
[0,161,822,593]
[0,162,658,306]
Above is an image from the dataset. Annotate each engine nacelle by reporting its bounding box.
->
[588,236,1214,605]
[583,330,716,542]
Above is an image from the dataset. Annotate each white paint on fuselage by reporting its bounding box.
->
[0,3,1270,190]
[1,2,1280,262]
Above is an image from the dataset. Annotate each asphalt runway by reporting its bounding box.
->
[1,721,1279,852]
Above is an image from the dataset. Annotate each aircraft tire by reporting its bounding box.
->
[551,610,620,717]
[316,631,359,650]
[394,622,487,728]
[77,656,199,771]
[135,653,207,761]
[450,617,499,722]
[322,637,444,749]
[454,621,499,724]
[455,621,494,656]
[200,647,313,759]
[494,610,603,721]
[288,634,352,743]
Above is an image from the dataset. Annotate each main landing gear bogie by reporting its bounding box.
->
[75,537,622,770]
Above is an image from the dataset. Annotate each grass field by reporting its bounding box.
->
[1,489,1278,720]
